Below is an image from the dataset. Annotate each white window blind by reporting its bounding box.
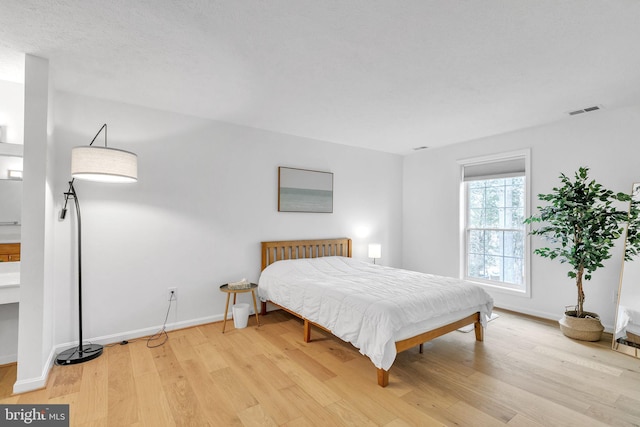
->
[463,158,526,181]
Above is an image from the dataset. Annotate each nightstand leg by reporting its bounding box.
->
[251,290,260,326]
[222,293,231,333]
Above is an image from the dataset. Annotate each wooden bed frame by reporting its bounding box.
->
[260,237,484,387]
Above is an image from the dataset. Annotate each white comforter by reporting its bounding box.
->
[258,256,494,370]
[616,306,640,338]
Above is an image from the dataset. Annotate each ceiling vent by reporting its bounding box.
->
[568,105,603,116]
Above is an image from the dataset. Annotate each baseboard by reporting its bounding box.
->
[53,313,225,353]
[494,304,615,333]
[493,303,559,323]
[12,346,56,395]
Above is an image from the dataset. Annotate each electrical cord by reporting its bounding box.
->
[104,339,138,348]
[55,293,174,360]
[146,291,175,348]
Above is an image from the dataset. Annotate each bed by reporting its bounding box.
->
[616,305,640,345]
[259,238,494,387]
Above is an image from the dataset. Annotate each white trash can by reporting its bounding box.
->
[232,303,250,329]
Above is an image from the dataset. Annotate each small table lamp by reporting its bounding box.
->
[368,243,381,264]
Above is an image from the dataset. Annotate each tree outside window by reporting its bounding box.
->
[466,176,525,289]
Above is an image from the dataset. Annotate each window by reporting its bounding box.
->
[459,151,530,295]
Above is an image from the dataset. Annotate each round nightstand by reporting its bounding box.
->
[219,283,260,333]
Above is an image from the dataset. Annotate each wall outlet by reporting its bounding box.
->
[168,287,177,301]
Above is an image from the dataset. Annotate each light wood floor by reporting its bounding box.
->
[1,308,640,426]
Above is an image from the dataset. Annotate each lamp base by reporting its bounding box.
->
[56,344,103,365]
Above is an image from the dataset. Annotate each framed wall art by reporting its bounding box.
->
[278,167,333,213]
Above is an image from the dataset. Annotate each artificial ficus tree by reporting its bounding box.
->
[525,167,640,318]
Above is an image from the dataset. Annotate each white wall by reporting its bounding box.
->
[0,79,25,145]
[51,92,403,350]
[403,104,640,330]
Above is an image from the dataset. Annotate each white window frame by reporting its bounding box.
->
[457,149,531,297]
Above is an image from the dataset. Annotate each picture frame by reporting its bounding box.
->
[278,167,333,213]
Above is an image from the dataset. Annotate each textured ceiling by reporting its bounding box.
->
[1,0,640,155]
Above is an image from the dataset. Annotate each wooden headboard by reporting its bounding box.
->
[261,238,352,270]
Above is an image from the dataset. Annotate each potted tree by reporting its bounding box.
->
[525,167,640,341]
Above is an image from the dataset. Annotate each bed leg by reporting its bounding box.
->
[261,301,267,316]
[377,368,389,387]
[303,319,311,343]
[419,343,423,353]
[474,321,484,341]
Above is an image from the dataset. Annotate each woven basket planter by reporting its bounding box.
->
[559,311,604,342]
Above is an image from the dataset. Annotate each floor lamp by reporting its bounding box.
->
[56,124,137,365]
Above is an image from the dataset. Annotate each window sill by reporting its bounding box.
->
[464,277,530,298]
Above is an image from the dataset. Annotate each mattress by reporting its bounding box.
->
[258,256,494,370]
[616,306,640,339]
